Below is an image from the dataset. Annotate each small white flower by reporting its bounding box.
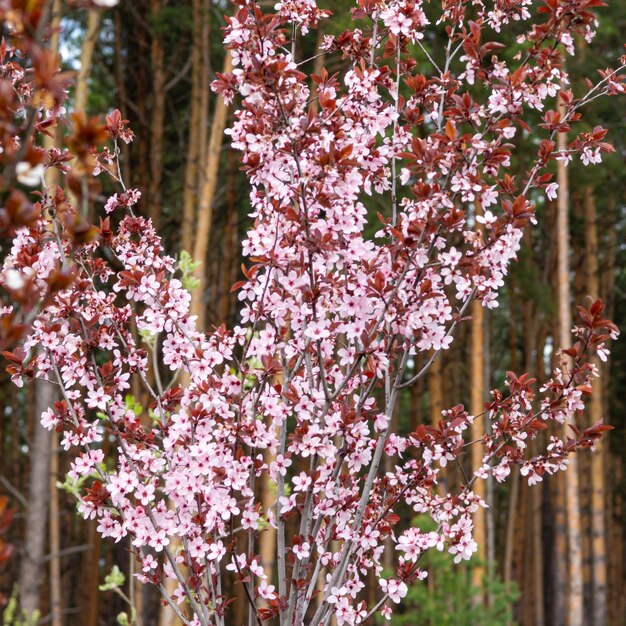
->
[475,210,497,225]
[5,269,25,290]
[16,162,44,187]
[546,182,559,200]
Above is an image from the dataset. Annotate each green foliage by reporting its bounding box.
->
[123,393,158,425]
[99,565,126,592]
[99,566,137,625]
[178,250,201,291]
[116,611,132,626]
[138,327,156,346]
[378,517,519,626]
[56,472,88,499]
[150,5,194,39]
[2,586,40,626]
[125,394,143,417]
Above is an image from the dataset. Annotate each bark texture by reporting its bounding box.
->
[18,380,55,620]
[557,96,583,626]
[584,187,607,626]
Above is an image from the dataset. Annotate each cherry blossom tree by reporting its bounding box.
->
[1,0,625,624]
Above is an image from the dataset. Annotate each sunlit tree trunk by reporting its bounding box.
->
[259,448,277,583]
[48,10,64,621]
[190,52,233,330]
[470,297,486,595]
[601,193,620,626]
[181,0,204,253]
[484,309,496,607]
[583,186,607,625]
[556,99,583,626]
[148,0,165,229]
[571,189,593,622]
[75,9,102,114]
[470,201,486,596]
[428,356,442,429]
[73,6,102,220]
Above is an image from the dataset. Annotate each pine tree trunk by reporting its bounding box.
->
[181,0,204,253]
[600,194,619,626]
[532,332,546,626]
[484,310,496,605]
[19,380,55,621]
[42,9,63,620]
[190,52,233,330]
[309,27,326,112]
[259,449,277,583]
[217,147,239,325]
[114,11,130,182]
[135,2,150,194]
[470,298,486,595]
[530,454,545,626]
[556,100,583,626]
[74,9,102,114]
[198,0,211,166]
[48,430,63,626]
[428,355,442,429]
[427,354,443,491]
[513,478,528,624]
[73,7,102,219]
[148,0,165,229]
[470,200,486,596]
[583,186,607,625]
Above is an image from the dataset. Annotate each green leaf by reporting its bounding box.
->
[116,612,129,626]
[100,565,126,592]
[178,250,201,291]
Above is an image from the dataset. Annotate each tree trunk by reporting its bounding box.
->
[427,354,443,492]
[556,99,583,626]
[470,298,486,594]
[198,0,211,167]
[114,10,130,182]
[190,52,233,330]
[181,0,203,253]
[600,193,619,626]
[75,9,102,114]
[584,186,607,625]
[148,0,166,229]
[217,147,240,325]
[259,449,277,584]
[470,199,487,597]
[309,26,326,112]
[531,332,546,626]
[43,8,63,620]
[19,380,55,621]
[73,7,103,219]
[48,430,63,626]
[428,355,443,430]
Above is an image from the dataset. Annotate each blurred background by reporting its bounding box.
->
[1,0,625,624]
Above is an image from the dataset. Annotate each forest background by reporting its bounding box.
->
[0,0,625,625]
